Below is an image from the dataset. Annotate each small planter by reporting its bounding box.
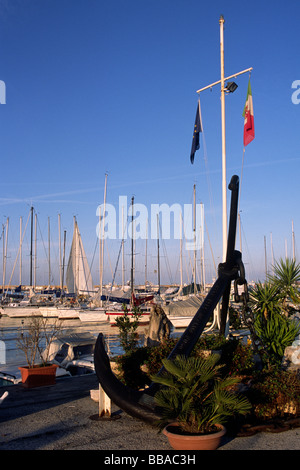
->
[19,364,58,388]
[163,423,226,450]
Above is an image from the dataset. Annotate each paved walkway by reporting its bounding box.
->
[0,375,299,452]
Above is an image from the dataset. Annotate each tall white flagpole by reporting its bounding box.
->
[196,16,252,263]
[219,15,227,261]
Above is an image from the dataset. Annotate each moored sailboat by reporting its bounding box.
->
[40,219,94,319]
[66,218,93,296]
[105,291,154,325]
[78,307,107,323]
[105,196,155,325]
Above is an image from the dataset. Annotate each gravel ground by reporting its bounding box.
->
[1,375,299,454]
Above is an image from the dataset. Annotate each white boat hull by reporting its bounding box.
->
[106,307,151,325]
[39,306,59,317]
[78,308,107,323]
[57,308,80,319]
[39,306,80,319]
[1,306,43,318]
[167,316,193,328]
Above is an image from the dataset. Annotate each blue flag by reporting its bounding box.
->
[190,101,202,164]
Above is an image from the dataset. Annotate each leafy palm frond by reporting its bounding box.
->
[152,354,251,433]
[248,273,300,365]
[249,281,281,318]
[254,312,300,361]
[269,258,300,306]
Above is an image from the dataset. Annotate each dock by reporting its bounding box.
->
[0,374,299,452]
[0,374,170,451]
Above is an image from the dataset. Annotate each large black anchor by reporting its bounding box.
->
[94,175,246,424]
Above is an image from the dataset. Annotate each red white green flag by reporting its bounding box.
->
[243,79,255,146]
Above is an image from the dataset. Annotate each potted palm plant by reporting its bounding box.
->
[151,353,251,450]
[17,317,62,388]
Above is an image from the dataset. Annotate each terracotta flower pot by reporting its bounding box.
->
[19,364,58,388]
[163,423,226,450]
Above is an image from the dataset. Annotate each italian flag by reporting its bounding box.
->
[243,79,255,146]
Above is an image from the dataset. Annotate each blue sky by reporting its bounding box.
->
[0,0,299,287]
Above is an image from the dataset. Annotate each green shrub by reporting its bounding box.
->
[194,332,228,352]
[115,347,151,389]
[115,305,142,353]
[249,281,300,366]
[248,368,300,420]
[254,311,300,366]
[226,342,255,377]
[229,306,243,330]
[144,338,178,377]
[115,337,179,389]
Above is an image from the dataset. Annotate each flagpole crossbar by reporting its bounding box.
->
[196,67,253,94]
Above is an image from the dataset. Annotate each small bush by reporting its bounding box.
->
[226,342,255,377]
[254,312,300,366]
[144,338,178,377]
[115,305,143,353]
[229,306,243,330]
[247,367,300,420]
[115,347,151,389]
[115,338,179,389]
[194,332,228,352]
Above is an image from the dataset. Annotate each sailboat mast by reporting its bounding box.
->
[193,184,197,294]
[145,217,147,290]
[122,206,125,290]
[264,235,268,280]
[131,196,134,299]
[19,217,22,285]
[292,220,295,261]
[270,232,274,274]
[157,213,160,295]
[34,213,37,288]
[200,203,205,291]
[62,230,66,292]
[29,206,34,286]
[2,218,8,294]
[100,174,107,303]
[1,225,4,294]
[48,217,51,286]
[58,214,62,289]
[180,213,183,288]
[98,206,101,290]
[74,216,77,295]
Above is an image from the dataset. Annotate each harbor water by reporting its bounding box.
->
[0,315,150,377]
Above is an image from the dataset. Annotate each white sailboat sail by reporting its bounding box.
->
[66,220,93,294]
